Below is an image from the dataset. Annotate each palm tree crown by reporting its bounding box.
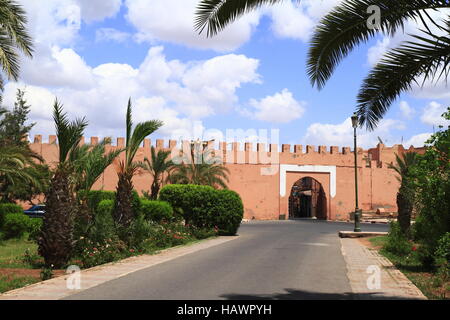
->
[170,146,230,189]
[0,0,33,91]
[114,98,163,227]
[140,146,174,199]
[195,0,450,129]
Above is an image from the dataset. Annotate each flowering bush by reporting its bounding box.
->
[187,224,219,240]
[77,237,128,268]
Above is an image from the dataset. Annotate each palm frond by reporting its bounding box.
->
[73,138,124,192]
[195,0,285,37]
[52,99,88,163]
[307,0,450,89]
[356,28,450,129]
[0,0,33,81]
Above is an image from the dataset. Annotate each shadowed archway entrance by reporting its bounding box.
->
[289,177,327,220]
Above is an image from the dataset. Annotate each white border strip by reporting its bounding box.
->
[280,165,336,198]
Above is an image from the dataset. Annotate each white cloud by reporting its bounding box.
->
[4,46,261,139]
[96,28,131,43]
[269,1,314,41]
[125,0,261,52]
[244,89,306,123]
[421,101,450,127]
[269,0,343,41]
[76,0,122,23]
[399,101,415,119]
[302,117,406,148]
[367,9,450,100]
[19,0,81,46]
[20,45,95,89]
[123,0,345,51]
[404,133,433,147]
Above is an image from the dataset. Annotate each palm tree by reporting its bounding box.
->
[195,0,450,129]
[170,145,229,189]
[114,99,162,227]
[71,138,123,194]
[389,152,419,236]
[38,100,87,268]
[0,145,43,202]
[139,146,174,200]
[70,138,123,229]
[0,0,33,93]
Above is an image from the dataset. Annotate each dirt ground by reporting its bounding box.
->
[0,268,65,280]
[357,237,383,250]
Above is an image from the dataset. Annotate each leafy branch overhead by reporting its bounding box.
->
[195,0,450,129]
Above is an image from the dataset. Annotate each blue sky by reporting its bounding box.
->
[3,0,449,149]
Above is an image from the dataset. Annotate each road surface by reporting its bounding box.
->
[65,220,388,300]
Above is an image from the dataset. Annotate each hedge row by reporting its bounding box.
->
[141,200,174,223]
[0,204,42,240]
[0,203,23,228]
[159,184,243,235]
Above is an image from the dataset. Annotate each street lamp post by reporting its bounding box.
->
[351,113,362,232]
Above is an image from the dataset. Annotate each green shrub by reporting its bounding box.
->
[187,225,218,239]
[140,200,174,223]
[27,218,43,241]
[96,199,114,217]
[435,232,450,279]
[83,190,116,214]
[383,221,412,256]
[131,190,142,217]
[159,184,244,235]
[147,222,194,249]
[2,213,31,239]
[158,184,187,216]
[213,189,244,235]
[126,214,157,251]
[89,199,117,244]
[0,203,23,228]
[76,237,128,268]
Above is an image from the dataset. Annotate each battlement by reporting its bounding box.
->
[28,135,426,166]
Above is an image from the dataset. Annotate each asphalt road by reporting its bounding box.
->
[65,220,388,300]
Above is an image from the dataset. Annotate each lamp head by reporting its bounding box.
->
[351,113,359,129]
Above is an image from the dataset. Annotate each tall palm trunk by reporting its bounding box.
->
[150,177,160,200]
[114,170,134,227]
[38,167,75,268]
[397,189,413,235]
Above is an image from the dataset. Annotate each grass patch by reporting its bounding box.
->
[368,236,449,300]
[0,275,40,294]
[0,237,38,269]
[368,235,387,249]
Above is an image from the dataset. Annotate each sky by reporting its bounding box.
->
[2,0,450,150]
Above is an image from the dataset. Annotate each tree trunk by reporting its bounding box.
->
[397,191,412,236]
[114,171,134,228]
[150,179,160,200]
[38,168,75,268]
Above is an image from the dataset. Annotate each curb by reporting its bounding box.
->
[339,231,388,238]
[0,236,239,300]
[341,238,427,300]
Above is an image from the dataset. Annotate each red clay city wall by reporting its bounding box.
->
[28,135,426,221]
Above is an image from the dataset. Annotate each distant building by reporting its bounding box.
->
[29,135,425,221]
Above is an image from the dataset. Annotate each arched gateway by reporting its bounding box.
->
[288,177,327,220]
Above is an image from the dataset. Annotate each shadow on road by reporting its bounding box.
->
[220,288,420,300]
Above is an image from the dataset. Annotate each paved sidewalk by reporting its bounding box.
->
[0,236,238,300]
[341,238,427,300]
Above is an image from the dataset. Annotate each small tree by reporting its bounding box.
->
[170,143,229,189]
[114,99,162,227]
[0,89,46,202]
[140,146,174,200]
[38,100,87,268]
[389,152,418,236]
[0,89,34,147]
[413,107,450,263]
